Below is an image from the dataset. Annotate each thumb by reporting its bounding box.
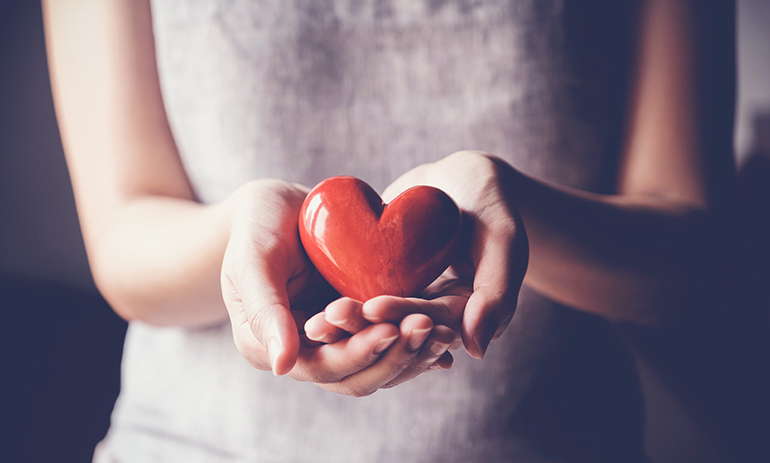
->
[462,212,528,359]
[241,254,301,375]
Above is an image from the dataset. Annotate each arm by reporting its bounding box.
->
[516,0,735,325]
[351,0,735,352]
[44,0,452,394]
[43,0,224,326]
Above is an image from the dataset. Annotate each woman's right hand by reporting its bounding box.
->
[221,179,453,396]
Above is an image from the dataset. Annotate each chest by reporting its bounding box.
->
[151,0,638,202]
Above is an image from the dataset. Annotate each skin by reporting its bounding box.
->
[310,0,735,344]
[43,0,453,394]
[43,0,734,395]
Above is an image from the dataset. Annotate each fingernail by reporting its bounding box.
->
[325,315,348,325]
[319,332,336,344]
[429,341,449,356]
[307,331,331,343]
[267,337,282,375]
[407,328,432,351]
[361,305,383,323]
[473,319,497,359]
[373,335,399,355]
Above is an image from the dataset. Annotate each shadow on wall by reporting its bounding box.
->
[1,2,127,462]
[2,275,127,463]
[0,0,94,290]
[719,111,770,460]
[732,111,770,326]
[626,111,770,463]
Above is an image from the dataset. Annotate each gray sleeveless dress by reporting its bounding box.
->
[96,1,647,461]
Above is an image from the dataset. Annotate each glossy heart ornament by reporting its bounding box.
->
[299,176,461,302]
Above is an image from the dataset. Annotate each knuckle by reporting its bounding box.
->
[342,380,375,398]
[301,352,343,384]
[393,356,418,375]
[346,352,378,373]
[290,368,320,384]
[249,232,289,265]
[488,214,519,238]
[246,303,284,343]
[250,178,295,199]
[447,150,486,163]
[445,150,497,172]
[403,363,427,378]
[381,380,400,389]
[228,250,257,283]
[310,369,338,384]
[346,386,372,398]
[247,306,268,335]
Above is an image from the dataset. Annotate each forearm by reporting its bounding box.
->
[509,0,734,326]
[91,191,240,327]
[507,164,720,326]
[43,0,237,327]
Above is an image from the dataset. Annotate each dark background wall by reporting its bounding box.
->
[0,1,93,291]
[0,1,767,462]
[1,2,126,462]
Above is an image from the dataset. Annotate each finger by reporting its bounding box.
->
[362,294,466,329]
[224,288,271,370]
[462,213,528,359]
[235,253,301,376]
[323,297,371,334]
[304,311,348,343]
[382,324,455,388]
[293,323,400,383]
[322,314,434,397]
[222,181,313,375]
[433,350,454,370]
[292,310,325,347]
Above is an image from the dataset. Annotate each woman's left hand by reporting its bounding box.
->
[307,151,529,360]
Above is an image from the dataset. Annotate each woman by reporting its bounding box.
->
[44,0,734,461]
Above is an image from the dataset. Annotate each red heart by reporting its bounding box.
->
[299,176,461,302]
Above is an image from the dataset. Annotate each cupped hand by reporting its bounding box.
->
[305,296,456,390]
[387,151,528,358]
[221,179,453,396]
[308,151,529,359]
